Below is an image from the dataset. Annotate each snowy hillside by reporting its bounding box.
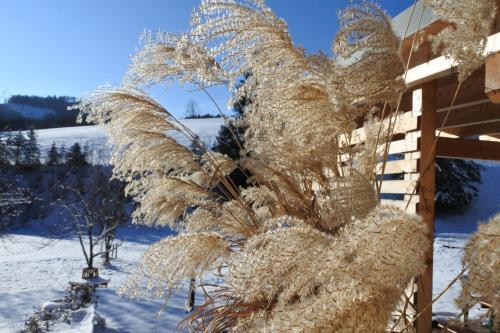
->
[33,117,225,156]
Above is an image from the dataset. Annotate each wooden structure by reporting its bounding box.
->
[350,2,500,332]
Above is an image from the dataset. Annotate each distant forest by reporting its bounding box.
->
[0,95,87,130]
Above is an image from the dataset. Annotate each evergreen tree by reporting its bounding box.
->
[212,74,252,190]
[436,158,483,214]
[25,128,41,168]
[10,131,28,166]
[47,142,61,166]
[66,142,88,167]
[0,134,11,167]
[212,74,251,159]
[59,144,67,164]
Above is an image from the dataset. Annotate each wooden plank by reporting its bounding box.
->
[479,135,500,142]
[443,120,500,138]
[435,101,500,129]
[376,159,418,174]
[436,99,490,113]
[405,151,421,160]
[383,137,419,155]
[339,111,418,147]
[437,131,458,138]
[380,180,417,194]
[405,32,500,88]
[380,198,419,214]
[416,82,436,333]
[495,0,500,34]
[436,137,500,161]
[436,70,487,111]
[339,135,419,163]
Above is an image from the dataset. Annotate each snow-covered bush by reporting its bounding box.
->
[21,284,105,333]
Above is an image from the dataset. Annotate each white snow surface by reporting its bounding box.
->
[0,225,193,333]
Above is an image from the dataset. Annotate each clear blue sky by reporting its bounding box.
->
[0,0,413,118]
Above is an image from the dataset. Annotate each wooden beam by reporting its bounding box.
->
[377,159,418,174]
[435,101,500,129]
[436,69,487,110]
[380,180,416,194]
[416,81,436,333]
[485,53,500,104]
[405,32,500,88]
[479,135,500,142]
[495,0,500,34]
[443,120,500,138]
[339,111,418,147]
[436,137,500,160]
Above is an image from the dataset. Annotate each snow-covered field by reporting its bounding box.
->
[32,118,225,163]
[0,225,192,333]
[1,120,499,332]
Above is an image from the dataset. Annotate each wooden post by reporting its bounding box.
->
[485,53,500,104]
[416,81,436,333]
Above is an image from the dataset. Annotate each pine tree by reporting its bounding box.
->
[66,142,88,167]
[212,74,252,190]
[47,142,61,166]
[59,144,67,164]
[212,74,251,160]
[25,128,41,168]
[10,131,27,167]
[436,158,483,213]
[0,134,11,167]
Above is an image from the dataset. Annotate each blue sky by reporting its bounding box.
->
[0,0,413,118]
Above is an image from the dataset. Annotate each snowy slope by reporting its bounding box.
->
[32,117,225,162]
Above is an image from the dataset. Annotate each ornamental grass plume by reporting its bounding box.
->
[77,0,496,331]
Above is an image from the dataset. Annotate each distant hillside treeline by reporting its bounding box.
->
[0,95,87,130]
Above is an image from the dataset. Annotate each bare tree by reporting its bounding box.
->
[185,100,200,119]
[59,188,121,278]
[87,166,126,265]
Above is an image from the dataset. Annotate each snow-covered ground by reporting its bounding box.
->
[0,225,194,333]
[2,216,497,332]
